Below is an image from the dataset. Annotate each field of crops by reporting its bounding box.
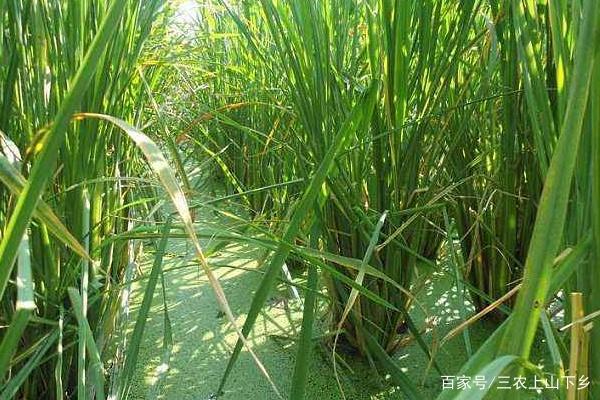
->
[1,0,599,399]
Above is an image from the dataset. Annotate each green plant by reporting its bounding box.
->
[0,1,163,397]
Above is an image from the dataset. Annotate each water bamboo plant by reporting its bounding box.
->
[3,0,600,399]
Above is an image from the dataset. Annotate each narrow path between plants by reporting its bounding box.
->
[126,217,495,400]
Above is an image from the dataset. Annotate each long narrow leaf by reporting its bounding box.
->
[218,81,379,395]
[0,0,127,300]
[77,112,282,398]
[117,218,171,399]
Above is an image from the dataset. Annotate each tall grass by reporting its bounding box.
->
[438,1,600,398]
[2,0,599,399]
[0,1,163,397]
[444,0,555,317]
[196,1,600,397]
[1,2,280,397]
[208,0,482,358]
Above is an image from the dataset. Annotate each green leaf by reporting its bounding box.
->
[290,217,322,400]
[0,331,58,400]
[363,329,425,400]
[0,229,34,380]
[0,151,90,260]
[500,0,600,359]
[78,112,282,398]
[0,0,127,302]
[67,288,105,400]
[453,356,520,400]
[217,81,379,395]
[117,218,172,399]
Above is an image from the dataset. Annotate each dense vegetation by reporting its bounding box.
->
[1,0,599,399]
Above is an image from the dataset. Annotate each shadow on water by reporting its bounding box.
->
[127,234,507,400]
